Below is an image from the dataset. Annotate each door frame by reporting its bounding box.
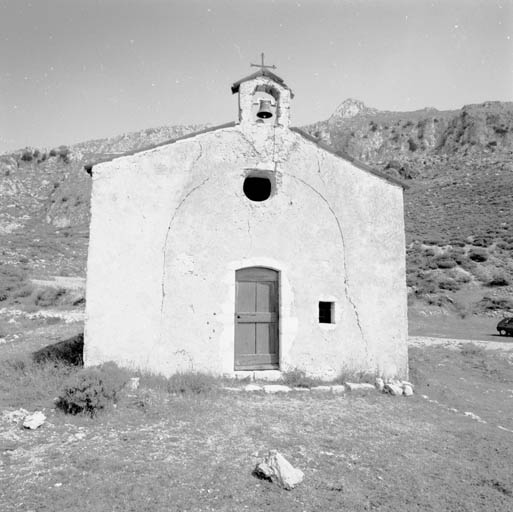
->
[234,266,280,370]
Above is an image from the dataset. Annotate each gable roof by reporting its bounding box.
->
[231,69,294,98]
[290,127,408,189]
[83,122,407,189]
[84,122,237,175]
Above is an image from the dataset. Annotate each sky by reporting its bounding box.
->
[1,0,512,153]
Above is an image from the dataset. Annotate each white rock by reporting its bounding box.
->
[23,411,46,430]
[401,381,414,390]
[222,386,242,392]
[127,377,140,391]
[292,387,311,392]
[384,383,403,396]
[310,385,331,392]
[345,382,375,392]
[330,385,346,394]
[255,450,304,490]
[375,378,385,392]
[402,385,414,396]
[244,384,262,392]
[263,385,291,394]
[2,408,29,423]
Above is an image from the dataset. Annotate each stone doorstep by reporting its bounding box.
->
[227,384,349,393]
[223,381,414,396]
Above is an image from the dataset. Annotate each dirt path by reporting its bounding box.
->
[409,335,513,351]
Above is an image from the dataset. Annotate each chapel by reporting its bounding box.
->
[84,58,408,379]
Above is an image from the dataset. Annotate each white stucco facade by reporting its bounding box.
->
[84,71,408,380]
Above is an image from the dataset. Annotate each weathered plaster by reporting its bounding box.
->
[84,76,407,380]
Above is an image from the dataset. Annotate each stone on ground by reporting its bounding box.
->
[310,385,331,392]
[384,383,403,396]
[23,411,46,430]
[254,450,304,490]
[244,384,262,392]
[375,377,385,391]
[402,384,414,396]
[2,408,29,424]
[345,382,375,392]
[263,384,291,394]
[330,385,346,394]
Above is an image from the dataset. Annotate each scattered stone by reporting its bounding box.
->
[384,383,403,396]
[402,385,414,396]
[263,385,291,394]
[23,411,46,430]
[375,378,385,391]
[345,382,375,392]
[464,411,485,423]
[330,385,346,394]
[244,384,262,392]
[310,385,331,392]
[127,377,140,391]
[2,408,29,424]
[254,450,304,490]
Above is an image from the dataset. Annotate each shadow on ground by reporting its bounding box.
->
[32,333,84,365]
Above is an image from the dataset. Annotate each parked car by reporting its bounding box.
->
[497,317,513,336]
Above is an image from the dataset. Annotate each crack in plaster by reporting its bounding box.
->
[284,173,370,358]
[160,176,210,318]
[159,142,209,335]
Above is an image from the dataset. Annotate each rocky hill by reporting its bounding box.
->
[1,102,512,316]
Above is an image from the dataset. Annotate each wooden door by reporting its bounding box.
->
[235,267,279,370]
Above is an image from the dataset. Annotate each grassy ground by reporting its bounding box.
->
[1,322,513,511]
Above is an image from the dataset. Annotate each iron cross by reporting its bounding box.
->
[250,53,276,71]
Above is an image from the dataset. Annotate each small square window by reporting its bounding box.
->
[319,302,335,324]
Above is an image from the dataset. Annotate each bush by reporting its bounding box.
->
[34,287,66,307]
[408,138,418,151]
[438,278,460,291]
[282,369,323,388]
[20,149,33,162]
[56,362,130,416]
[468,248,488,262]
[478,296,513,312]
[487,275,510,287]
[434,256,457,269]
[140,371,219,395]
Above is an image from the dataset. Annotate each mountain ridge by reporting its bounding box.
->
[1,99,512,315]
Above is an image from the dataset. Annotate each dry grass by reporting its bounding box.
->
[1,340,513,511]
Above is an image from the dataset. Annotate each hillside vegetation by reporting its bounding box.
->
[1,101,512,318]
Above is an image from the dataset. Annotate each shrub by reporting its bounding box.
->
[282,369,323,388]
[438,278,460,291]
[49,148,58,157]
[478,296,513,311]
[20,149,33,162]
[56,362,130,416]
[166,372,218,394]
[408,138,418,151]
[34,287,66,307]
[487,274,510,287]
[434,256,457,269]
[33,333,84,366]
[468,248,488,262]
[58,145,70,163]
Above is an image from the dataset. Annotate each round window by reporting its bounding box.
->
[243,176,272,202]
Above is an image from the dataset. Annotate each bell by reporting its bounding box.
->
[256,99,273,119]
